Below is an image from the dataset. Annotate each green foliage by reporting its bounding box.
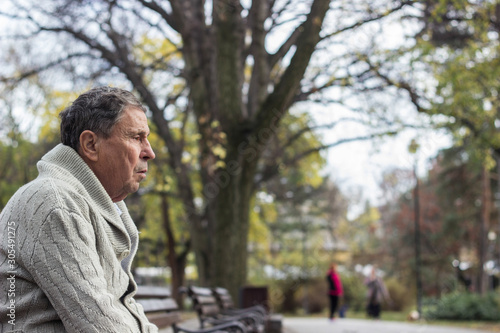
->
[37,89,79,143]
[133,193,168,268]
[374,149,492,299]
[258,110,327,191]
[425,291,500,321]
[246,110,348,289]
[415,0,500,158]
[295,277,328,314]
[134,35,181,72]
[0,85,70,211]
[343,203,382,254]
[269,278,302,314]
[341,273,368,312]
[385,277,414,312]
[0,136,52,210]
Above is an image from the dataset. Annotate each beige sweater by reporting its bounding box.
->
[0,144,158,333]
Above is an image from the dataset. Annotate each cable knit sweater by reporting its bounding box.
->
[0,144,158,333]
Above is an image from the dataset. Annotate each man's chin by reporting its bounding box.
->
[130,183,141,192]
[116,183,141,201]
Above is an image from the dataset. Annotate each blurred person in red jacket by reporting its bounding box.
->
[326,262,344,320]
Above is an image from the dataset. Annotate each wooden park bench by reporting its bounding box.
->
[135,285,247,333]
[185,286,265,333]
[212,287,282,333]
[212,287,267,319]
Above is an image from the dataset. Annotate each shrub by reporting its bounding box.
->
[270,279,302,314]
[341,273,368,312]
[385,277,414,311]
[424,291,500,321]
[295,278,328,314]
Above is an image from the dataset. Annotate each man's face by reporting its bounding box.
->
[93,107,155,202]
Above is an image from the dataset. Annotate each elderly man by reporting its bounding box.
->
[0,87,157,332]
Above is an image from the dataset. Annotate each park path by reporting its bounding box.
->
[283,317,497,333]
[159,316,498,333]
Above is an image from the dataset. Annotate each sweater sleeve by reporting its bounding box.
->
[26,208,152,333]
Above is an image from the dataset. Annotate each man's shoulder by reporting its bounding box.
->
[2,175,91,222]
[26,173,81,198]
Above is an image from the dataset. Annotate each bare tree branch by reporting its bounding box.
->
[137,0,182,32]
[320,0,414,41]
[1,53,100,84]
[257,130,399,186]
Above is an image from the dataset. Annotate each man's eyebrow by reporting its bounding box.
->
[126,128,150,136]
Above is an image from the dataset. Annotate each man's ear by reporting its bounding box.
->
[79,130,100,162]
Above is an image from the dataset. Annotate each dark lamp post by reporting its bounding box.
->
[413,164,423,318]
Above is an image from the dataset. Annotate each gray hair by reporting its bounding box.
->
[59,86,146,151]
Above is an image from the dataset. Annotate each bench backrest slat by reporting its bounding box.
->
[137,298,178,313]
[199,304,221,316]
[145,311,182,327]
[212,287,236,310]
[134,286,182,329]
[188,286,224,320]
[196,295,218,305]
[135,285,172,298]
[190,286,214,296]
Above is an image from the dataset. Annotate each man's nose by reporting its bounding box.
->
[142,140,155,160]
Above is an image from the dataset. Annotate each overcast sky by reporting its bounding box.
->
[324,125,451,218]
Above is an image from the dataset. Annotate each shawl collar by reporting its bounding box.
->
[38,144,131,249]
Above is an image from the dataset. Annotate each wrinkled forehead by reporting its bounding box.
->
[113,107,150,134]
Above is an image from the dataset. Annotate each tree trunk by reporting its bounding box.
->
[180,0,331,301]
[161,193,189,307]
[210,147,257,299]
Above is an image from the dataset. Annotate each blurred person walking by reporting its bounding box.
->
[365,266,391,319]
[326,262,344,320]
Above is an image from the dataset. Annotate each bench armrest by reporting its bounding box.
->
[206,312,262,332]
[173,320,248,333]
[220,305,267,320]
